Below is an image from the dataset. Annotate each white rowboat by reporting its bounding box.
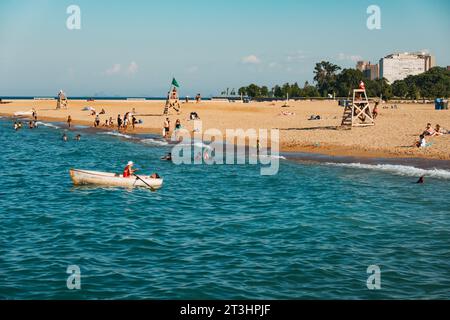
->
[70,169,163,190]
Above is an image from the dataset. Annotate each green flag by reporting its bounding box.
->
[171,78,180,88]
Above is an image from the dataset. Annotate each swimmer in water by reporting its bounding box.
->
[75,134,81,141]
[62,133,68,142]
[417,176,425,184]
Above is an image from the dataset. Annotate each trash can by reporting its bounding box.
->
[435,98,443,110]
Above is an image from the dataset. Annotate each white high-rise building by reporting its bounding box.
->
[379,52,435,83]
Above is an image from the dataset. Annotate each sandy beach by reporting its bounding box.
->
[1,99,449,160]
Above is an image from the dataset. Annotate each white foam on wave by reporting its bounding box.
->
[141,138,169,146]
[35,122,60,129]
[175,142,214,150]
[326,162,450,180]
[99,131,133,139]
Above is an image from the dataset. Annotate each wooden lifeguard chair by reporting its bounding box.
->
[163,78,181,115]
[57,90,68,110]
[341,89,375,127]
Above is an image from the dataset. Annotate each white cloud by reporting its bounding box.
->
[186,66,199,73]
[126,62,138,75]
[242,55,261,64]
[268,62,279,68]
[286,51,306,62]
[105,64,122,76]
[337,53,362,63]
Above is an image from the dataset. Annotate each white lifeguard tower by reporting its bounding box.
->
[341,89,375,127]
[57,90,68,110]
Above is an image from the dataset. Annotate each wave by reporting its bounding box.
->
[141,138,169,146]
[257,154,287,160]
[99,131,134,139]
[35,122,60,129]
[174,142,214,150]
[326,163,450,180]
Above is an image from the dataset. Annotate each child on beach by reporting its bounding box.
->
[415,135,431,148]
[67,115,72,128]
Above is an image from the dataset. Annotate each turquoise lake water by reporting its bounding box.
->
[0,118,449,300]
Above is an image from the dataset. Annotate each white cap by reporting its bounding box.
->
[128,161,134,166]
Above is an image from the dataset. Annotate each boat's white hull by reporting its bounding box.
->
[70,169,163,190]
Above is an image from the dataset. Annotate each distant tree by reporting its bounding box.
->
[335,69,364,97]
[374,78,392,100]
[407,83,421,100]
[246,84,261,98]
[260,86,269,97]
[273,85,283,98]
[303,85,320,98]
[392,80,408,98]
[313,61,341,97]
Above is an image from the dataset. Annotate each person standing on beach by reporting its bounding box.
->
[163,118,170,138]
[132,116,137,130]
[67,115,72,128]
[117,115,123,130]
[94,114,100,127]
[175,119,181,130]
[123,113,129,131]
[372,102,379,120]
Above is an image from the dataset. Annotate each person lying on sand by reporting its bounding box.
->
[434,124,447,136]
[280,111,296,116]
[423,123,436,136]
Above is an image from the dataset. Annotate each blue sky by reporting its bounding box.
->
[0,0,449,96]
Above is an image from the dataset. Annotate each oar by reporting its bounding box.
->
[133,174,156,191]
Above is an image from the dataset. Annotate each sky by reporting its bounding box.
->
[0,0,449,96]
